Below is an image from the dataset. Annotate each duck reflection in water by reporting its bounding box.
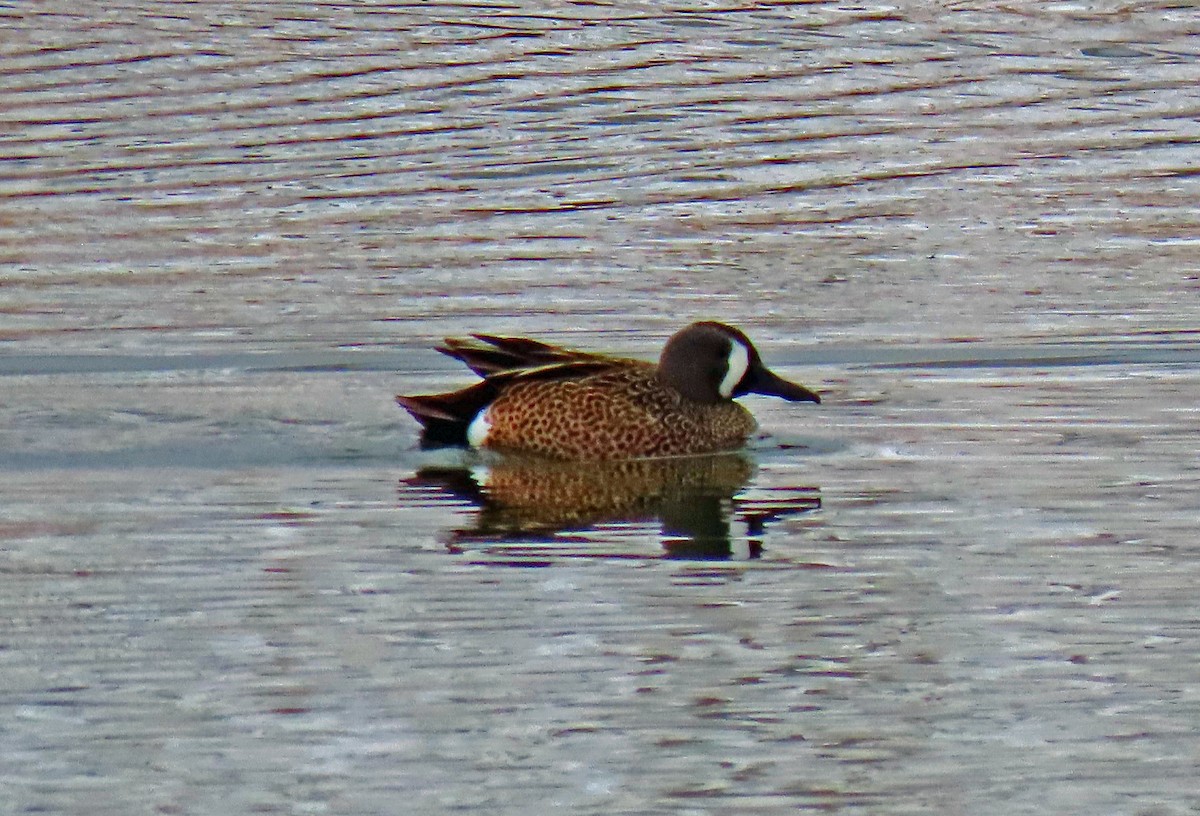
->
[401,453,820,561]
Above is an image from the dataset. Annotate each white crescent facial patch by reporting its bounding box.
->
[718,340,750,399]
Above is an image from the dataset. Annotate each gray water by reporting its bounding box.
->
[3,2,1200,814]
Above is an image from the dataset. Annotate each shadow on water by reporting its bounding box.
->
[399,452,821,563]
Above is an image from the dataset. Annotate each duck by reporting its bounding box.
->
[396,321,820,461]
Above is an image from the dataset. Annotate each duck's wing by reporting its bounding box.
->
[437,334,623,377]
[397,359,624,424]
[395,358,637,447]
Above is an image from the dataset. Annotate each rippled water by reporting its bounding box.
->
[3,2,1200,814]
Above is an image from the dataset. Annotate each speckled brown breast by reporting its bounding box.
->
[480,363,758,460]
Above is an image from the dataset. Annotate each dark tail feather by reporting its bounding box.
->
[396,380,496,448]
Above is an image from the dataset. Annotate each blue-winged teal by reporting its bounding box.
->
[396,321,820,461]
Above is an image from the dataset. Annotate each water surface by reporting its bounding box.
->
[3,2,1200,814]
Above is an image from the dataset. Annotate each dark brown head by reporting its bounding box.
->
[656,321,821,406]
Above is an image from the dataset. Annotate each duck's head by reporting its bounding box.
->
[657,321,821,406]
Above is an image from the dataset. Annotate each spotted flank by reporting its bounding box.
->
[396,321,820,461]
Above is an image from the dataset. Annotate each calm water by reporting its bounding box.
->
[3,2,1200,814]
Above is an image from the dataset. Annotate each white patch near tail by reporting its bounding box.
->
[718,340,750,399]
[466,407,492,448]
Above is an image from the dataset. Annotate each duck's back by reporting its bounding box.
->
[481,363,757,460]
